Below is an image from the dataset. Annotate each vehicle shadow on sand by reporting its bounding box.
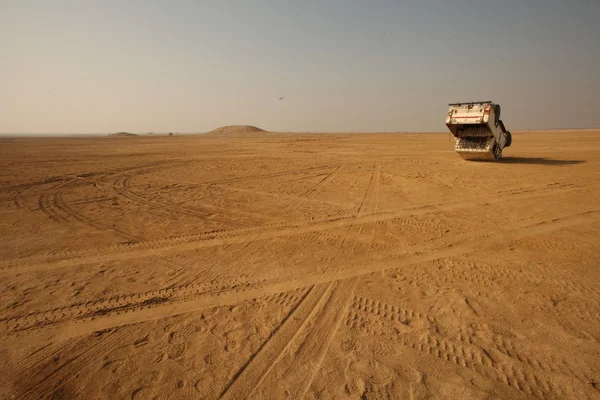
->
[500,157,585,165]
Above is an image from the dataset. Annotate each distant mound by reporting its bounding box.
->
[110,132,137,137]
[207,125,266,135]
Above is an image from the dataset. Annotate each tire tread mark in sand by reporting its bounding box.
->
[357,162,380,218]
[221,164,378,399]
[0,176,66,195]
[262,288,309,309]
[415,331,569,399]
[202,165,331,186]
[0,209,589,328]
[3,172,592,206]
[175,166,352,320]
[184,240,259,288]
[112,176,176,220]
[0,206,598,288]
[278,164,346,214]
[115,175,248,226]
[2,173,596,340]
[220,280,360,399]
[0,269,286,335]
[2,181,594,273]
[219,283,329,398]
[38,193,69,224]
[51,192,141,242]
[159,253,221,289]
[347,296,497,371]
[349,296,588,399]
[1,209,598,344]
[0,159,183,209]
[113,176,184,211]
[404,258,600,305]
[3,159,181,190]
[15,327,131,399]
[34,177,141,242]
[6,187,29,208]
[251,278,360,399]
[187,166,351,289]
[210,184,349,210]
[347,296,432,329]
[114,175,262,227]
[321,162,380,276]
[67,195,117,205]
[489,332,592,382]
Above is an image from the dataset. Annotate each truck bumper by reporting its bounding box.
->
[455,150,499,161]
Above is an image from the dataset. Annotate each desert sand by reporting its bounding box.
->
[0,129,599,399]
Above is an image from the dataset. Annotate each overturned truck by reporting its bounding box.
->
[446,101,512,160]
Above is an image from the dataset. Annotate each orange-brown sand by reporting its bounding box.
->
[0,129,599,399]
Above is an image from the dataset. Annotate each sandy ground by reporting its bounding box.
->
[0,130,599,399]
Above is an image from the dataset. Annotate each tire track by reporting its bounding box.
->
[262,288,309,309]
[183,239,262,288]
[218,283,330,398]
[38,193,69,224]
[37,189,140,242]
[209,184,349,210]
[1,182,595,274]
[67,195,117,205]
[5,187,29,208]
[113,175,272,228]
[348,296,592,399]
[2,163,379,394]
[488,331,593,382]
[0,269,280,336]
[191,165,349,297]
[201,165,331,186]
[1,159,185,205]
[13,327,134,400]
[185,166,352,290]
[51,192,141,242]
[0,210,598,348]
[357,162,380,218]
[221,278,359,399]
[222,163,379,398]
[278,164,346,214]
[113,176,209,217]
[321,162,380,276]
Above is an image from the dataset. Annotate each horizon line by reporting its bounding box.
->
[1,127,599,138]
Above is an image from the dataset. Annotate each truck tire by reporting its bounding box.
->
[505,131,512,147]
[494,104,501,126]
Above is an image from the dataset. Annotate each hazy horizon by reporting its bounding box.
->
[2,1,599,134]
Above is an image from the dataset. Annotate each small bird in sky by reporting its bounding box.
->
[279,97,284,100]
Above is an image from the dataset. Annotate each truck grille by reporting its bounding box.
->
[455,136,491,150]
[455,126,492,138]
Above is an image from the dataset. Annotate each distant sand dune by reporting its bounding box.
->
[110,132,137,137]
[207,125,266,135]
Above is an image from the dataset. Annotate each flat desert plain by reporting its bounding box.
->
[0,130,599,400]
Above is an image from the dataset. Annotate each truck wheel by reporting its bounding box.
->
[494,104,501,126]
[505,131,512,147]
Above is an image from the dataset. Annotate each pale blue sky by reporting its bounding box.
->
[1,0,599,133]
